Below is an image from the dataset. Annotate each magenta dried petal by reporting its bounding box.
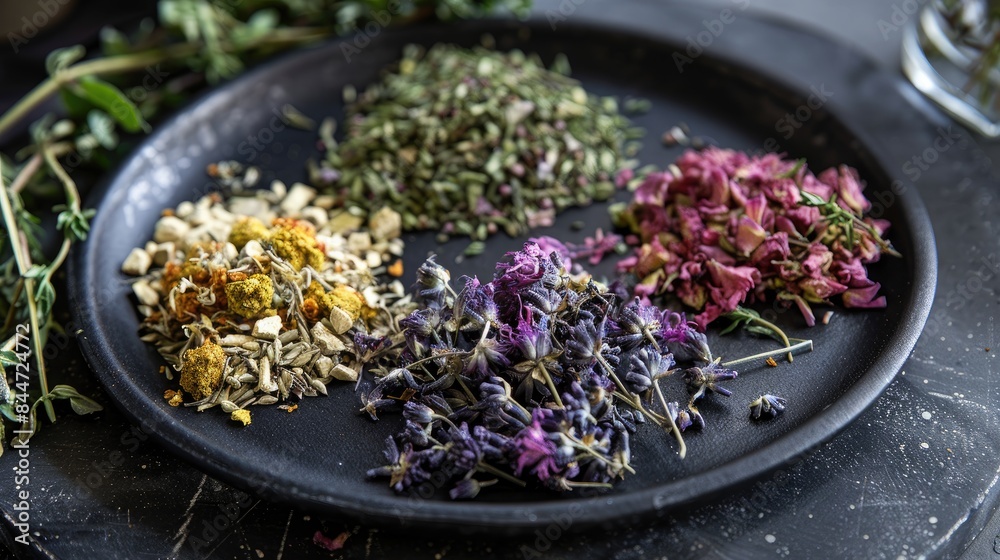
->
[615,168,635,188]
[631,204,669,243]
[784,205,821,235]
[699,244,737,266]
[789,294,817,327]
[843,283,887,309]
[634,171,673,205]
[749,232,791,269]
[801,243,833,278]
[828,165,870,214]
[734,214,768,255]
[677,206,705,245]
[743,193,768,225]
[798,276,848,301]
[706,260,760,309]
[831,257,873,289]
[762,177,801,209]
[530,236,573,270]
[703,167,732,206]
[868,218,891,236]
[773,215,799,237]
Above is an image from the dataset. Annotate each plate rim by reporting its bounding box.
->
[67,7,938,531]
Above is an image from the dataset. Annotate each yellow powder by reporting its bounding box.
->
[225,274,274,318]
[319,284,365,322]
[164,389,183,407]
[180,342,226,400]
[270,222,325,271]
[230,409,252,426]
[228,217,270,249]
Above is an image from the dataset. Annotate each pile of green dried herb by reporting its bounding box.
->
[311,43,642,250]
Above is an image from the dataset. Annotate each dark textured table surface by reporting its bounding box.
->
[3,0,1000,559]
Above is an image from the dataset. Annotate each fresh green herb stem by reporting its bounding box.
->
[0,28,331,139]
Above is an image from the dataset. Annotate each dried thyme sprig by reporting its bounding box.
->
[314,43,642,242]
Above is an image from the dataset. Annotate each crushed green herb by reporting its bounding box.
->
[311,42,642,242]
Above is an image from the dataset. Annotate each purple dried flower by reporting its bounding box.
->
[454,276,498,331]
[449,478,487,500]
[682,362,738,400]
[353,332,389,361]
[402,401,435,424]
[608,297,662,350]
[626,348,675,395]
[510,411,563,483]
[564,310,606,366]
[414,256,452,307]
[366,437,446,493]
[359,385,395,420]
[465,337,509,379]
[749,394,787,420]
[659,311,712,364]
[495,242,560,291]
[443,423,483,475]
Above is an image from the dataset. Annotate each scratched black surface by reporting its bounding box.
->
[2,0,1000,558]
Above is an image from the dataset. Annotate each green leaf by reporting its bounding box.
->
[34,278,56,320]
[69,395,104,415]
[231,8,279,44]
[60,88,95,119]
[718,319,742,336]
[745,325,784,343]
[776,158,806,179]
[47,385,80,399]
[99,26,130,56]
[76,77,149,133]
[0,350,17,368]
[23,264,47,280]
[799,191,826,206]
[55,206,95,243]
[46,45,86,75]
[0,403,18,422]
[29,114,57,144]
[47,385,103,415]
[86,110,118,149]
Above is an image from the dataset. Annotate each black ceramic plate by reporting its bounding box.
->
[67,7,936,532]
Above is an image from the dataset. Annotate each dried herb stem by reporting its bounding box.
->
[477,462,526,487]
[653,378,686,459]
[536,361,564,409]
[0,164,55,423]
[721,339,814,368]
